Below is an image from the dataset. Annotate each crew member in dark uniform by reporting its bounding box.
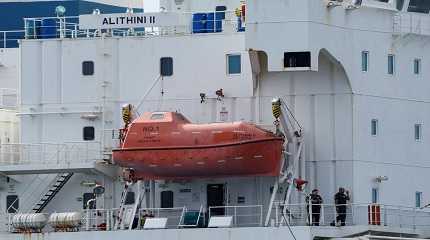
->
[333,187,350,226]
[306,189,323,226]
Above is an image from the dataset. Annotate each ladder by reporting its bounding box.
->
[114,180,146,230]
[32,173,74,213]
[114,182,131,230]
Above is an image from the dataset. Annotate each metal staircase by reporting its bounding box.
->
[32,173,74,213]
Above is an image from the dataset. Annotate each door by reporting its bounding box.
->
[207,184,225,216]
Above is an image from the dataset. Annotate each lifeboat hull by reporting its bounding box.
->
[113,112,284,180]
[113,139,283,179]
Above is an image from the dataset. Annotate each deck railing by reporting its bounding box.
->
[271,202,430,231]
[209,205,263,227]
[22,10,243,41]
[0,31,25,49]
[3,203,430,233]
[0,142,102,166]
[0,88,18,109]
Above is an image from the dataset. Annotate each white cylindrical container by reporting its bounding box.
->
[49,212,82,229]
[11,213,48,231]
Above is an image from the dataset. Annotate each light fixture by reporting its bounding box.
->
[55,5,66,17]
[325,0,343,8]
[92,8,101,15]
[375,176,389,183]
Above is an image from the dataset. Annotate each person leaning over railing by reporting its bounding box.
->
[331,187,350,227]
[306,189,323,226]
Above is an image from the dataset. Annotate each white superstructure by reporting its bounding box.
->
[1,0,430,239]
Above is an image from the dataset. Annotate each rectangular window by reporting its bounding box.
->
[161,190,174,208]
[415,124,422,141]
[284,52,311,68]
[83,126,95,141]
[160,57,173,76]
[388,54,395,75]
[372,188,379,204]
[414,59,421,75]
[371,119,378,136]
[6,195,19,213]
[362,51,369,72]
[82,61,94,76]
[227,54,241,74]
[416,192,422,208]
[83,193,96,209]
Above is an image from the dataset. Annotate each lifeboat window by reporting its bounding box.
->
[83,126,95,141]
[160,57,173,76]
[150,113,165,120]
[161,191,174,208]
[82,61,94,76]
[6,195,19,213]
[83,193,96,209]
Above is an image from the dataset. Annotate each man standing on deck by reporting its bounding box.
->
[333,187,350,226]
[306,189,323,226]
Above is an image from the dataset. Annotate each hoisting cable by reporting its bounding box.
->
[135,75,162,115]
[280,98,303,131]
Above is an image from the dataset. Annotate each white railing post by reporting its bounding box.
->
[86,210,90,231]
[234,206,237,227]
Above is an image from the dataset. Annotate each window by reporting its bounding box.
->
[150,113,165,120]
[396,0,405,10]
[215,5,227,19]
[6,195,19,213]
[414,59,421,75]
[83,126,95,141]
[408,0,430,13]
[388,54,395,75]
[371,119,378,136]
[227,54,241,74]
[284,52,311,68]
[160,57,173,76]
[82,61,94,76]
[83,193,96,209]
[372,188,379,204]
[416,192,423,208]
[362,51,369,72]
[161,191,174,208]
[415,124,422,141]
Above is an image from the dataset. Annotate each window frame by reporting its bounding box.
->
[372,188,379,204]
[227,54,242,75]
[414,58,421,75]
[371,119,379,136]
[414,123,422,141]
[82,61,95,76]
[160,57,173,77]
[362,51,369,72]
[83,126,95,141]
[388,54,395,75]
[416,191,423,208]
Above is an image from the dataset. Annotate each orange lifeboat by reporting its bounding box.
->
[112,112,284,180]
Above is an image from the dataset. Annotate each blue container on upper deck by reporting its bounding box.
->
[206,12,223,33]
[192,13,207,33]
[41,18,57,39]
